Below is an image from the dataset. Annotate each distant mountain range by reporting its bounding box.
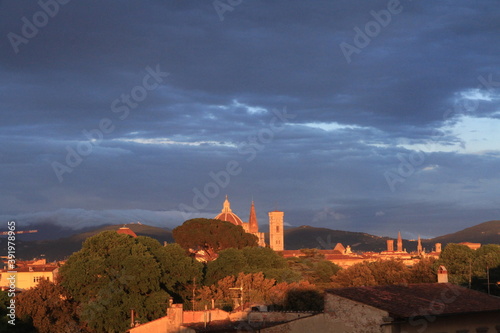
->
[1,220,498,261]
[0,223,174,261]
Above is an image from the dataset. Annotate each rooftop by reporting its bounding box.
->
[1,266,58,273]
[117,227,138,238]
[214,196,245,226]
[326,283,500,319]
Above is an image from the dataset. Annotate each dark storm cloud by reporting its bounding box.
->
[1,0,499,237]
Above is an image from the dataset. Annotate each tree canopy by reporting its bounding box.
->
[198,272,321,312]
[331,259,435,288]
[173,218,258,261]
[438,243,475,285]
[16,279,85,333]
[438,243,500,293]
[0,290,36,333]
[286,253,341,288]
[205,247,296,285]
[59,231,202,333]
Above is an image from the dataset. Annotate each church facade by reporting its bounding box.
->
[214,196,284,251]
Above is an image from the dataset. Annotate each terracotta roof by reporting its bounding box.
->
[214,196,244,226]
[1,266,58,273]
[332,243,346,254]
[214,212,244,226]
[326,283,500,319]
[281,250,362,259]
[117,227,137,238]
[323,254,363,260]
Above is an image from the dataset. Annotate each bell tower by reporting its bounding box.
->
[248,201,258,234]
[269,211,284,251]
[397,231,403,252]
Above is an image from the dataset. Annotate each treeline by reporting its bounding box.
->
[437,243,500,292]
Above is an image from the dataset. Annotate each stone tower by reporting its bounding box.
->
[269,211,284,251]
[417,235,423,254]
[397,231,403,252]
[435,243,442,253]
[248,201,259,234]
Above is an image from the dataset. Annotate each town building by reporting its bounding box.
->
[325,283,500,332]
[0,258,59,291]
[459,242,482,250]
[269,211,284,251]
[117,226,138,237]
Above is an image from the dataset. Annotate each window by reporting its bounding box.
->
[33,276,44,283]
[276,226,279,232]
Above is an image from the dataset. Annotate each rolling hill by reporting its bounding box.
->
[282,225,390,252]
[427,220,500,246]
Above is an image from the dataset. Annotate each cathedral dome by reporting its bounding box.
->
[117,226,137,238]
[214,196,244,226]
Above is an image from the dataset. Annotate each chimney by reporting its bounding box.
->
[386,240,394,252]
[437,265,448,283]
[167,304,184,328]
[435,243,442,253]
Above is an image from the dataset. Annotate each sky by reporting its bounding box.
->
[1,0,500,239]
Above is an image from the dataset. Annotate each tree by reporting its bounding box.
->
[0,290,36,333]
[198,272,276,310]
[287,256,341,288]
[135,236,204,302]
[438,243,475,285]
[367,259,409,285]
[198,273,322,311]
[471,244,500,294]
[473,244,500,278]
[16,279,85,333]
[59,231,202,333]
[331,262,377,287]
[204,247,296,285]
[409,257,438,283]
[331,260,410,288]
[284,287,323,312]
[173,218,258,261]
[311,260,342,285]
[204,248,247,285]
